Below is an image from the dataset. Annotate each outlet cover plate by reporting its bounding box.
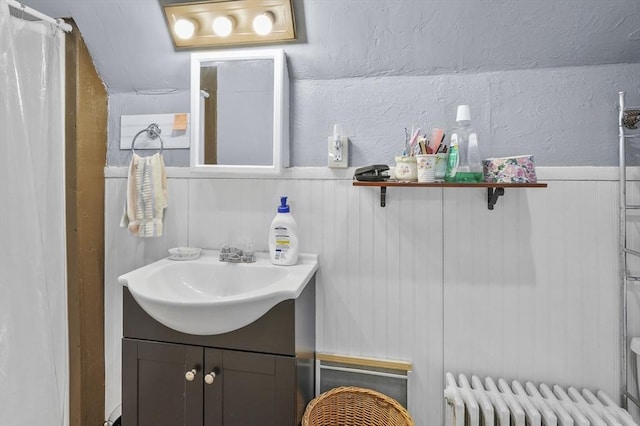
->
[328,136,348,168]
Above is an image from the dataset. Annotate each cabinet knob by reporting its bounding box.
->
[205,372,216,385]
[185,369,197,382]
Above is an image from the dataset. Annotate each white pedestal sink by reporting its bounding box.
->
[118,250,318,335]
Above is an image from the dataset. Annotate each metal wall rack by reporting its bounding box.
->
[619,91,640,410]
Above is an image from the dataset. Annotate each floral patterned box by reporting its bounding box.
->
[482,155,537,183]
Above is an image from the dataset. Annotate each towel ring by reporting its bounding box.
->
[131,123,164,155]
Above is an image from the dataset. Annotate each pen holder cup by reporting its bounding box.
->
[415,154,437,183]
[434,153,449,181]
[394,156,418,182]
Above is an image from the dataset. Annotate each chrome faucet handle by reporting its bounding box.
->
[219,243,255,263]
[220,244,235,254]
[241,244,256,263]
[219,245,244,262]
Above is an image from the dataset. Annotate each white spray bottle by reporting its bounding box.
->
[268,196,299,266]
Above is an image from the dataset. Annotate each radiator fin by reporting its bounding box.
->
[444,373,638,426]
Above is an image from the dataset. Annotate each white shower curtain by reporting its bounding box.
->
[0,3,68,426]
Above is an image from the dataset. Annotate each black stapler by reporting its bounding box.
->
[354,164,390,182]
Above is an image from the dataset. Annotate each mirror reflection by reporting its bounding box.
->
[200,59,274,165]
[190,49,289,175]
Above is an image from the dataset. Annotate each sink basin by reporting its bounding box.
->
[118,250,318,335]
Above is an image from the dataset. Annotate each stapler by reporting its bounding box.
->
[354,164,390,182]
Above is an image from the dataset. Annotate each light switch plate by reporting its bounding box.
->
[328,136,348,168]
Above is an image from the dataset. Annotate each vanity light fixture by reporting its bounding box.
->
[174,18,197,40]
[163,0,296,49]
[212,15,235,37]
[252,12,274,36]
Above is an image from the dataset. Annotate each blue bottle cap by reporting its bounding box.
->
[278,196,290,213]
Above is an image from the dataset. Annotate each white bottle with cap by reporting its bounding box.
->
[268,196,299,266]
[444,105,483,183]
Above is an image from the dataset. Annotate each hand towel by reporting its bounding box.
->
[120,152,168,237]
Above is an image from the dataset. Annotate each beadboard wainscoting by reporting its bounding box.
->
[104,167,639,425]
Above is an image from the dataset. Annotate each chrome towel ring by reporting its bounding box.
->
[131,123,164,155]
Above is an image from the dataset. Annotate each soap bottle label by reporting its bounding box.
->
[274,225,290,260]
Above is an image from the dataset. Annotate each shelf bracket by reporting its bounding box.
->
[380,186,387,207]
[487,187,505,210]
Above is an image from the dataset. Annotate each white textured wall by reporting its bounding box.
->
[104,167,638,425]
[24,0,640,167]
[28,0,640,90]
[107,91,190,166]
[292,65,640,167]
[107,63,640,167]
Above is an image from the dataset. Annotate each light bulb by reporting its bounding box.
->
[174,18,196,40]
[212,16,234,37]
[252,12,274,36]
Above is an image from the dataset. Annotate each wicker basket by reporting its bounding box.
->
[302,386,415,426]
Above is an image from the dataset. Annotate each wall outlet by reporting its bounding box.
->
[328,136,348,168]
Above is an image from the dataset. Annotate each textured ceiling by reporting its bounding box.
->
[19,0,640,93]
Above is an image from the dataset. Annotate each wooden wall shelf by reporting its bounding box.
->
[352,181,548,210]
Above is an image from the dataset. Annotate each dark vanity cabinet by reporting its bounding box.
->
[122,277,315,426]
[122,340,204,425]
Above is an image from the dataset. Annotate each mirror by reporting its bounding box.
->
[190,49,289,174]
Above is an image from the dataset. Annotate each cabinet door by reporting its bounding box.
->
[204,348,296,426]
[123,338,204,426]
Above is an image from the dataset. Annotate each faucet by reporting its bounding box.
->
[219,244,256,263]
